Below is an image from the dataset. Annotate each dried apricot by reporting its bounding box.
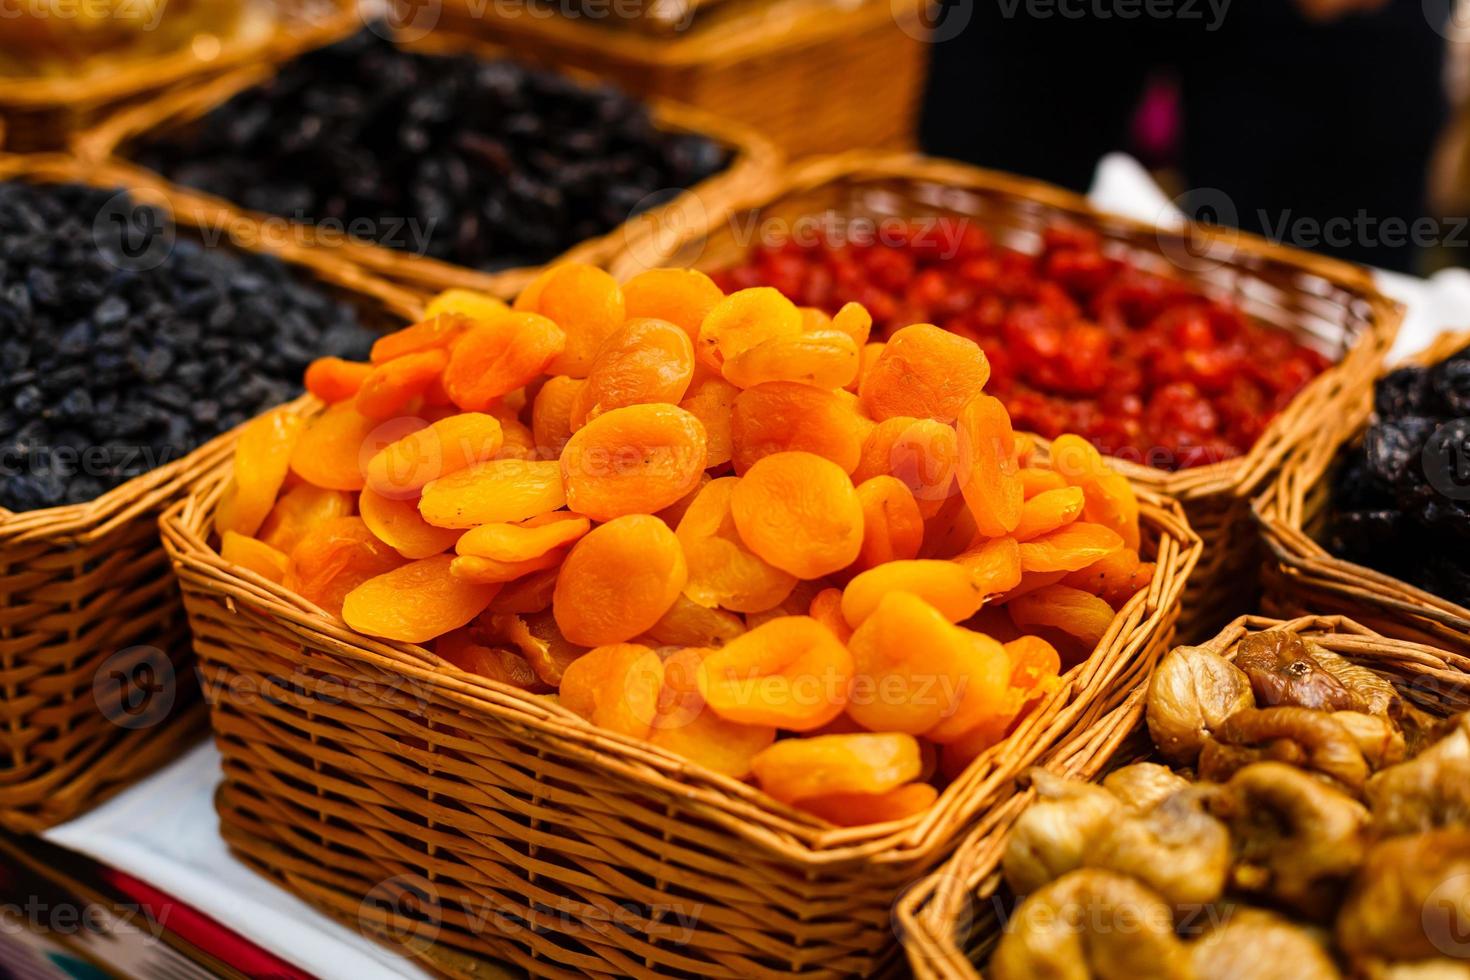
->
[359,487,462,559]
[553,515,687,645]
[422,289,509,325]
[442,313,566,412]
[342,554,499,643]
[216,408,306,538]
[828,301,873,348]
[288,516,407,617]
[457,513,590,562]
[728,452,863,579]
[924,630,1012,743]
[644,595,746,648]
[846,592,976,733]
[531,375,585,458]
[621,268,723,341]
[560,403,707,521]
[572,317,694,424]
[304,357,373,403]
[258,483,354,554]
[1012,486,1085,541]
[750,733,921,803]
[696,286,802,372]
[677,375,738,469]
[647,647,775,778]
[1019,466,1068,498]
[798,783,937,826]
[721,330,859,390]
[730,382,865,475]
[853,417,958,517]
[697,616,853,730]
[854,475,924,571]
[221,531,291,585]
[484,567,560,614]
[558,643,664,739]
[842,560,986,628]
[953,535,1024,597]
[1018,522,1124,573]
[530,265,626,377]
[435,629,540,690]
[290,404,409,491]
[860,323,990,422]
[676,477,798,613]
[1062,549,1153,608]
[956,394,1023,537]
[496,417,537,460]
[370,313,472,364]
[355,348,448,420]
[450,550,565,585]
[419,459,565,528]
[807,588,852,643]
[364,413,504,498]
[1006,584,1115,648]
[1048,434,1141,549]
[849,340,886,394]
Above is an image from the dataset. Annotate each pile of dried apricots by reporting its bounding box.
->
[213,262,1153,826]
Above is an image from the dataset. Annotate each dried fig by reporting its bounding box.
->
[1311,644,1399,716]
[1147,644,1255,765]
[1198,706,1370,795]
[1366,714,1470,835]
[1333,711,1407,771]
[991,870,1193,980]
[1234,630,1360,711]
[1337,828,1470,963]
[1103,762,1190,813]
[1091,789,1231,908]
[1003,770,1125,896]
[1209,761,1370,920]
[1190,907,1341,980]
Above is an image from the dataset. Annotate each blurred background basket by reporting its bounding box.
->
[433,0,930,158]
[159,436,1198,977]
[894,613,1470,979]
[72,28,781,300]
[0,0,357,153]
[0,153,420,833]
[610,151,1404,642]
[1257,330,1470,656]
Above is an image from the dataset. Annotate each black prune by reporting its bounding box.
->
[129,29,731,273]
[1430,356,1470,417]
[1374,366,1433,419]
[1362,415,1437,490]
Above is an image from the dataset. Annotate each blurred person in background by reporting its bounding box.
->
[922,0,1456,273]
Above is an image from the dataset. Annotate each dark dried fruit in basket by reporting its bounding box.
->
[129,29,730,273]
[0,181,373,512]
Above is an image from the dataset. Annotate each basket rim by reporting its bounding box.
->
[0,0,359,108]
[70,27,782,299]
[160,407,1202,865]
[0,152,422,542]
[608,150,1404,503]
[1254,328,1470,634]
[894,610,1470,979]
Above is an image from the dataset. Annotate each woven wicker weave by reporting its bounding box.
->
[434,0,929,158]
[0,0,357,152]
[896,613,1470,980]
[72,29,781,301]
[160,423,1200,977]
[1257,330,1470,655]
[0,153,420,832]
[609,152,1403,642]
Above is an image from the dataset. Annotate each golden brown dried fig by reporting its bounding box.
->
[1091,789,1231,908]
[1189,907,1341,980]
[1368,961,1470,979]
[1209,762,1370,920]
[1234,630,1360,711]
[1198,706,1370,795]
[1311,644,1399,716]
[1103,762,1191,813]
[1337,828,1470,963]
[991,870,1193,980]
[1366,714,1470,835]
[1003,770,1126,897]
[1147,644,1255,765]
[1333,710,1408,770]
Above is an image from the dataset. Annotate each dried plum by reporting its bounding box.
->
[129,29,731,273]
[1374,365,1433,418]
[1430,351,1470,416]
[0,181,374,512]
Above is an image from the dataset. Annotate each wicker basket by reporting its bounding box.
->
[1256,329,1470,655]
[71,29,780,301]
[609,152,1404,642]
[433,0,929,159]
[895,612,1470,980]
[0,0,358,153]
[0,153,421,833]
[159,426,1200,976]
